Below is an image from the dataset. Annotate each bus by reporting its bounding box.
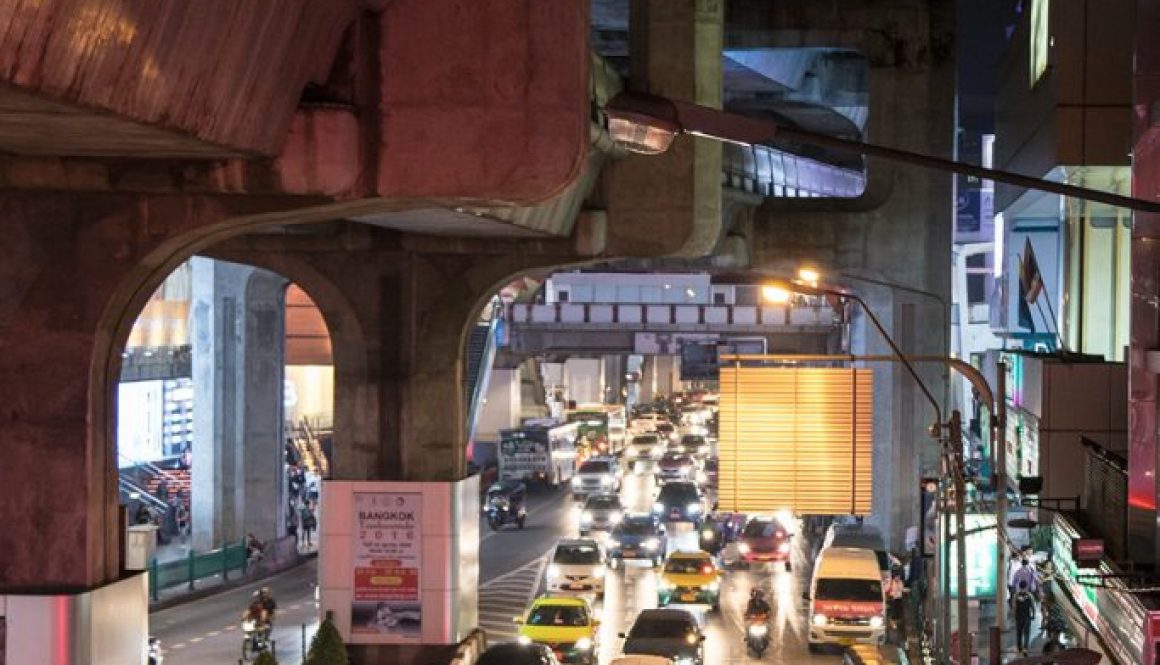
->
[566,404,627,456]
[498,420,580,488]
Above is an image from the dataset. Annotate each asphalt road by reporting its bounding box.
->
[153,459,848,663]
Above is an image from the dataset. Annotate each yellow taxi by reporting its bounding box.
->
[515,595,600,664]
[657,550,721,611]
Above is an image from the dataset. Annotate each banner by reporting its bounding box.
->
[350,492,422,642]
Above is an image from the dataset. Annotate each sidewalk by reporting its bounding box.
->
[945,592,1109,664]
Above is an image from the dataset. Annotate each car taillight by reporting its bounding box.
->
[701,565,713,574]
[775,530,785,538]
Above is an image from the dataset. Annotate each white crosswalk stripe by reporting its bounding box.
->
[478,556,548,642]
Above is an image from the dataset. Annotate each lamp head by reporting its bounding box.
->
[606,92,681,155]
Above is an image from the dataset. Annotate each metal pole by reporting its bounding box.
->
[996,361,1009,634]
[940,458,952,660]
[952,411,971,665]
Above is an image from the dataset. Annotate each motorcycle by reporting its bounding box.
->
[241,618,274,661]
[485,480,527,531]
[745,613,770,657]
[147,636,163,665]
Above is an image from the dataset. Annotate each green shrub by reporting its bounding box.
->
[304,613,350,665]
[253,652,279,665]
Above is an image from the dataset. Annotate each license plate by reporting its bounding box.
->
[568,583,584,590]
[670,510,681,518]
[681,593,697,602]
[838,637,855,646]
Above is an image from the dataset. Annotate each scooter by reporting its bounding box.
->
[744,614,770,657]
[485,496,526,531]
[147,636,163,665]
[241,618,274,661]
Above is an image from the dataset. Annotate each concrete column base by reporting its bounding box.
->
[346,643,461,665]
[0,573,149,664]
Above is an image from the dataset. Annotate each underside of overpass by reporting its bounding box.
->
[0,1,951,663]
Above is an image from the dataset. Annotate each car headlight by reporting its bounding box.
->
[684,633,699,645]
[674,658,697,665]
[608,539,620,548]
[659,579,674,590]
[700,529,714,541]
[643,538,659,550]
[737,543,750,554]
[594,565,607,578]
[580,511,593,524]
[747,624,769,637]
[687,503,702,513]
[611,511,623,524]
[574,637,593,651]
[572,477,582,487]
[777,542,791,554]
[517,635,532,645]
[653,502,664,513]
[869,615,884,629]
[601,476,613,486]
[705,580,720,592]
[548,564,561,578]
[812,614,828,627]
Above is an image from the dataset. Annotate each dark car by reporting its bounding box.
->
[608,514,667,567]
[478,643,560,665]
[699,458,718,490]
[619,608,705,665]
[655,452,696,484]
[678,434,710,457]
[652,481,705,524]
[737,518,792,570]
[655,422,677,443]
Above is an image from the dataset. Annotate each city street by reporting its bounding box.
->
[153,466,845,664]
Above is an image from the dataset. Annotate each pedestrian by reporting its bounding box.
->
[179,444,192,471]
[300,502,317,547]
[1014,579,1037,656]
[175,500,190,542]
[286,503,299,544]
[887,567,906,645]
[134,502,152,526]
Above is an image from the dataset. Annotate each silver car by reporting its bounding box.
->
[572,457,621,499]
[579,494,625,536]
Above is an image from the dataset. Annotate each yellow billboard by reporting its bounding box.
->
[718,366,873,515]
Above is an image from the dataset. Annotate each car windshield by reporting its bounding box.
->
[585,496,621,510]
[664,557,712,574]
[743,521,783,538]
[658,484,699,502]
[661,453,689,463]
[681,435,705,445]
[704,459,717,471]
[579,461,611,474]
[632,435,660,445]
[815,578,883,602]
[614,520,656,536]
[656,424,674,432]
[629,616,693,639]
[554,544,602,564]
[527,605,589,627]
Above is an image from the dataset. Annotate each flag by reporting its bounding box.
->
[1020,238,1044,305]
[1017,255,1036,332]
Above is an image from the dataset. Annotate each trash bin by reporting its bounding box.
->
[126,524,158,570]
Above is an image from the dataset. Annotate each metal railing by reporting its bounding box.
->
[506,302,838,328]
[149,539,249,601]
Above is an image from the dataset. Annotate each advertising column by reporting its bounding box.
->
[350,491,422,641]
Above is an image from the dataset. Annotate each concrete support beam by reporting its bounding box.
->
[603,0,724,256]
[190,259,287,551]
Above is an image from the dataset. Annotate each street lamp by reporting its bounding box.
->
[764,277,970,665]
[606,91,1160,214]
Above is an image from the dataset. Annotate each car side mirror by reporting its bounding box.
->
[513,616,524,624]
[801,592,811,601]
[617,632,627,639]
[699,635,707,643]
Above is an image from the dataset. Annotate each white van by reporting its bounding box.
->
[806,547,887,652]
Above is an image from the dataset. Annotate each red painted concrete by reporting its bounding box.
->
[377,0,590,203]
[0,0,360,155]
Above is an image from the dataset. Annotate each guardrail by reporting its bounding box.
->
[506,302,838,328]
[149,540,249,601]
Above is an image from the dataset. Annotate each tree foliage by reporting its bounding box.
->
[253,652,279,665]
[304,613,350,665]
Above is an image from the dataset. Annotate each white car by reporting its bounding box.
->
[545,539,607,597]
[572,456,622,499]
[626,434,664,460]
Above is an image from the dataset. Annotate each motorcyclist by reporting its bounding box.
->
[256,586,277,622]
[744,588,771,618]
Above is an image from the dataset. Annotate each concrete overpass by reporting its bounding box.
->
[0,1,951,663]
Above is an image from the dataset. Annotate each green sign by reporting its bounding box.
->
[948,514,997,598]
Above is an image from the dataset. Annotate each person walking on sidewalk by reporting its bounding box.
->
[1014,579,1037,656]
[300,502,317,548]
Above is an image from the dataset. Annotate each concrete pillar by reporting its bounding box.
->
[190,258,286,551]
[604,0,723,257]
[475,368,521,442]
[603,355,626,403]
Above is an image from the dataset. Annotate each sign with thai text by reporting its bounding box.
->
[350,492,422,643]
[1071,538,1105,567]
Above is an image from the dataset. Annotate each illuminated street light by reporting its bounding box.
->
[605,91,1160,214]
[796,267,820,286]
[760,285,791,304]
